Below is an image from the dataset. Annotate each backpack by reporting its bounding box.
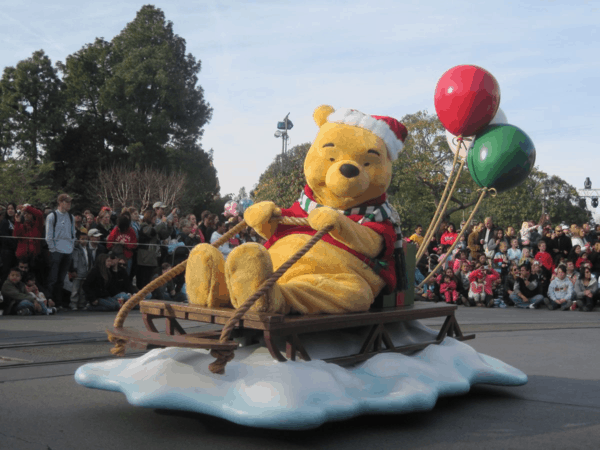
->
[52,211,75,239]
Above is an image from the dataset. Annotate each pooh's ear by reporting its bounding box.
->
[313,105,335,128]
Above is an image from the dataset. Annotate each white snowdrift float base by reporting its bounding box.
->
[75,321,527,430]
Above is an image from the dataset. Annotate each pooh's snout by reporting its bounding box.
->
[326,161,370,198]
[340,164,360,178]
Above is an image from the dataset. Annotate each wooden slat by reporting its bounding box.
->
[267,308,457,334]
[140,301,457,333]
[108,327,238,351]
[140,301,285,323]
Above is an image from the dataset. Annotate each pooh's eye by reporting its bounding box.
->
[330,158,335,162]
[364,163,370,166]
[323,143,335,148]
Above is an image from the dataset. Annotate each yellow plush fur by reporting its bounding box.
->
[186,105,394,314]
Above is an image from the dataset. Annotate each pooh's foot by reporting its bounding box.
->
[225,243,287,314]
[185,244,230,308]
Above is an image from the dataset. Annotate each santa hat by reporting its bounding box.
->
[327,108,408,161]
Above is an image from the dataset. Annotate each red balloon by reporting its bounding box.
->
[434,65,500,137]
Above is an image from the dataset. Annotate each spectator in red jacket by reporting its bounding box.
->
[534,240,554,275]
[13,205,44,262]
[106,214,138,275]
[440,223,458,247]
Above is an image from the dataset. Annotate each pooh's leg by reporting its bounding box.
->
[225,243,288,314]
[278,274,375,315]
[185,244,230,308]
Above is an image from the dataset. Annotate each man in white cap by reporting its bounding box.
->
[153,202,167,225]
[87,228,107,268]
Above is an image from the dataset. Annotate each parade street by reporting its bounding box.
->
[1,307,598,450]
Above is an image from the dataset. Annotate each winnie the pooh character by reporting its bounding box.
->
[186,105,407,315]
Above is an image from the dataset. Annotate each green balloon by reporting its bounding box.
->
[467,124,536,193]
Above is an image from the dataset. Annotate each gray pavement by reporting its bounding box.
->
[0,306,599,450]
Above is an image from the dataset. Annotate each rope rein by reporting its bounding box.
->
[208,223,333,374]
[108,215,331,371]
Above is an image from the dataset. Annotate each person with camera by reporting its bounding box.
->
[510,262,545,309]
[153,202,167,225]
[13,204,44,269]
[83,252,138,311]
[106,214,138,275]
[94,210,113,241]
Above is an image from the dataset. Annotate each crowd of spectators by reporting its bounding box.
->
[0,194,265,316]
[3,195,598,316]
[410,215,600,312]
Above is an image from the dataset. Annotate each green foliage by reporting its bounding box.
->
[0,50,64,162]
[170,145,220,214]
[0,6,217,212]
[0,158,55,206]
[253,143,310,208]
[388,111,478,233]
[104,5,212,169]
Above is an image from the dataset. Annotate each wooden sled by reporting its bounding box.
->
[107,217,474,374]
[128,300,474,366]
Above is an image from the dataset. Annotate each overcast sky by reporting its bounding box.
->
[1,1,599,215]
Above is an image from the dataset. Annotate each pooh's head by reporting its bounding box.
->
[304,105,407,210]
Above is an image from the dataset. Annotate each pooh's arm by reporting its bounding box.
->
[243,201,282,240]
[308,208,383,258]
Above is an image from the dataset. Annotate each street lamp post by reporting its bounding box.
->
[541,183,548,216]
[275,113,293,158]
[578,177,599,209]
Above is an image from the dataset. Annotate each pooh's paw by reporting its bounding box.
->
[243,201,281,230]
[308,207,343,233]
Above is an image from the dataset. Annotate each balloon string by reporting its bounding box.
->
[415,138,462,263]
[417,188,488,289]
[415,155,466,267]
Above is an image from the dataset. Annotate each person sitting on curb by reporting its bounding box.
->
[510,262,545,309]
[83,253,138,312]
[544,264,574,311]
[1,267,42,315]
[573,266,598,312]
[468,269,487,307]
[24,273,56,315]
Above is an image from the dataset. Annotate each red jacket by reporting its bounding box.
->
[107,227,138,259]
[440,280,457,294]
[575,257,588,269]
[468,269,499,295]
[484,270,500,295]
[440,231,458,246]
[535,251,554,272]
[264,187,398,292]
[13,206,44,260]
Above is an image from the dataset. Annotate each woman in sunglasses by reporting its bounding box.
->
[502,263,520,307]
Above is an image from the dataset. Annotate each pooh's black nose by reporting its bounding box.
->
[340,164,360,178]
